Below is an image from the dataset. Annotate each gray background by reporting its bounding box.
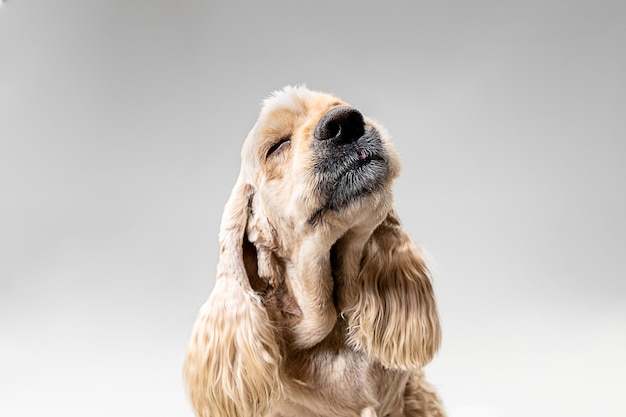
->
[1,1,624,416]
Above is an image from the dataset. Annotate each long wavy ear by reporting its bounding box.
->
[347,210,441,370]
[183,177,282,417]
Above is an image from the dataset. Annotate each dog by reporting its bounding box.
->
[184,86,445,417]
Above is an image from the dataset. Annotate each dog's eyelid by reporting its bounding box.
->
[266,136,292,158]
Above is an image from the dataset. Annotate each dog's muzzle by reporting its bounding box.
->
[311,106,390,216]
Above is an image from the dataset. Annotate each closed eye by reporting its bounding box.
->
[266,136,291,158]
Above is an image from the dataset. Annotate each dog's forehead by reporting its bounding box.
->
[259,85,345,122]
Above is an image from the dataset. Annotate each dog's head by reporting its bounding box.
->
[239,85,400,245]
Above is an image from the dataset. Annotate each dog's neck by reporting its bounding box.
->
[330,226,376,313]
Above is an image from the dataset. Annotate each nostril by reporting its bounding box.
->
[326,121,340,138]
[314,106,365,143]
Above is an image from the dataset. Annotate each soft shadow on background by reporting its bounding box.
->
[1,1,624,416]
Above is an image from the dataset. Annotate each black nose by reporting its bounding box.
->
[314,106,365,143]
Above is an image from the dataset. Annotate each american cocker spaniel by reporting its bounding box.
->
[184,86,445,417]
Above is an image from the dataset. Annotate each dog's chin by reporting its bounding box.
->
[308,158,390,226]
[325,157,388,210]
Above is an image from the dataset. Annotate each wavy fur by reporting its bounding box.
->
[183,180,282,417]
[347,210,441,370]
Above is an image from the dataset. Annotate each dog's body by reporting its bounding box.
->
[184,86,445,417]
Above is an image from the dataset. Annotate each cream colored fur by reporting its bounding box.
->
[184,86,445,417]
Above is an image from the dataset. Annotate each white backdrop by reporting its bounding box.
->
[1,1,625,416]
